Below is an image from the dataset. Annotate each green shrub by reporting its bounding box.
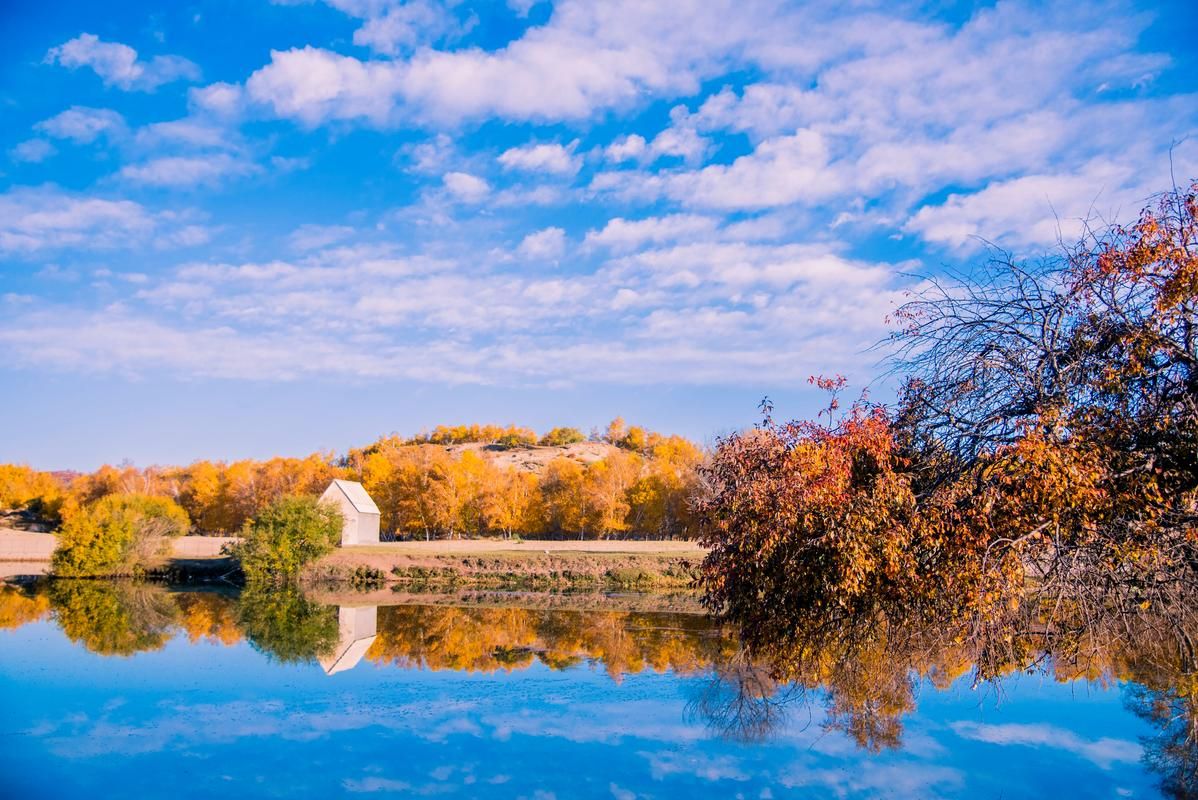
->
[229,496,342,582]
[52,494,190,577]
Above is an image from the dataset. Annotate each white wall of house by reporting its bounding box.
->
[319,480,381,546]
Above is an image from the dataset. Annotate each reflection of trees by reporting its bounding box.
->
[0,583,50,629]
[1127,682,1198,799]
[702,587,1198,795]
[686,654,795,743]
[366,605,735,679]
[176,591,241,645]
[46,580,178,656]
[236,583,339,664]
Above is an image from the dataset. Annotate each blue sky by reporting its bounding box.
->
[1,0,1196,469]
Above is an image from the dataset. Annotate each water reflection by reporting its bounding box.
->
[320,605,377,675]
[1,580,1195,797]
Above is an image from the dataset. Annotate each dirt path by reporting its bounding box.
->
[344,539,706,556]
[0,531,238,561]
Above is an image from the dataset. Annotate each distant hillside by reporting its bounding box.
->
[441,441,622,473]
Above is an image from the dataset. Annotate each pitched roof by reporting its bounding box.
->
[329,479,380,515]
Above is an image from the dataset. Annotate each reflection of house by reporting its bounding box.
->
[319,605,378,675]
[319,480,381,546]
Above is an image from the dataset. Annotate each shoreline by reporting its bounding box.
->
[0,535,706,589]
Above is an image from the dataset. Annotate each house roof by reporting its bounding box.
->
[328,479,380,515]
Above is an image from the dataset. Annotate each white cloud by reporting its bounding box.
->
[442,171,491,202]
[903,160,1140,250]
[134,120,238,150]
[188,82,245,117]
[584,214,719,252]
[498,142,580,176]
[248,0,802,126]
[516,226,567,261]
[119,154,261,188]
[604,134,646,163]
[36,107,126,143]
[693,83,828,140]
[45,33,200,91]
[348,0,456,56]
[646,124,707,165]
[0,186,153,253]
[246,46,403,126]
[660,130,842,210]
[10,139,56,164]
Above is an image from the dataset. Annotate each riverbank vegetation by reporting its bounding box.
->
[229,496,343,582]
[51,494,190,578]
[0,418,703,541]
[698,184,1198,694]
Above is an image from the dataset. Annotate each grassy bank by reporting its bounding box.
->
[305,541,704,591]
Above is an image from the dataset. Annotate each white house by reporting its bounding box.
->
[319,479,381,546]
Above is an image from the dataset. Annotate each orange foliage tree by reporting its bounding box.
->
[699,183,1198,646]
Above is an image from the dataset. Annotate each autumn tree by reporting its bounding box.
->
[539,427,585,447]
[603,417,628,445]
[482,468,543,538]
[699,182,1198,644]
[52,494,191,577]
[581,450,642,537]
[541,457,588,535]
[0,464,65,521]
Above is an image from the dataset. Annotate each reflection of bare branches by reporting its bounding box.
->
[686,649,800,743]
[1126,682,1198,800]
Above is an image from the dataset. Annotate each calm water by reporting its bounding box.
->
[0,582,1186,799]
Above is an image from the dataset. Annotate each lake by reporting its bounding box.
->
[0,581,1188,799]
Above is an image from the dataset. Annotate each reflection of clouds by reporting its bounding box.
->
[484,698,704,746]
[30,697,484,758]
[344,777,412,793]
[640,750,747,782]
[778,761,964,798]
[609,783,636,800]
[950,721,1142,769]
[12,661,1149,799]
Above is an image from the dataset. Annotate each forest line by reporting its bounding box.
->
[0,417,705,541]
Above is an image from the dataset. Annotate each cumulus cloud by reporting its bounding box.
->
[442,171,491,202]
[46,33,200,91]
[246,0,800,126]
[498,142,580,176]
[662,130,842,210]
[36,107,127,144]
[345,0,459,55]
[584,214,719,252]
[516,226,567,261]
[246,46,403,126]
[188,82,245,117]
[604,134,646,163]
